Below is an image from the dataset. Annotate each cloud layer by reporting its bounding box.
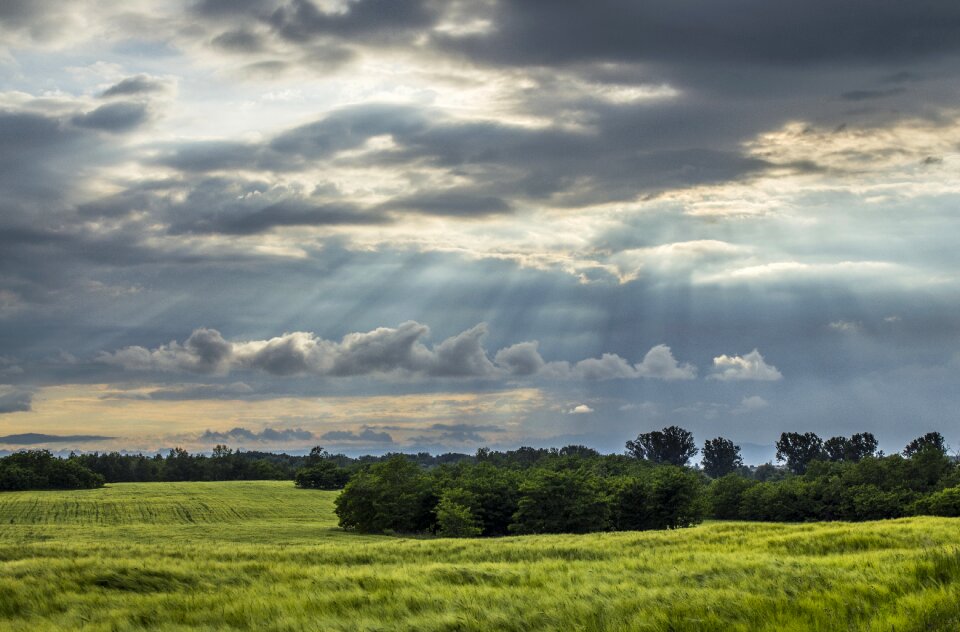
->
[98,322,701,382]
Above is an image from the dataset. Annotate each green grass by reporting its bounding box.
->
[0,482,958,631]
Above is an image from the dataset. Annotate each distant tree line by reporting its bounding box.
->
[707,430,960,521]
[2,427,958,531]
[0,445,473,491]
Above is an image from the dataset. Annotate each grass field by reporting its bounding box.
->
[0,482,958,631]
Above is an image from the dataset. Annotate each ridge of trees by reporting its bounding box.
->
[1,428,958,530]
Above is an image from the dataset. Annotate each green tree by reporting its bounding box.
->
[435,489,482,537]
[775,432,824,474]
[335,456,434,534]
[510,469,610,534]
[626,426,698,466]
[701,437,743,478]
[708,474,756,519]
[903,432,948,458]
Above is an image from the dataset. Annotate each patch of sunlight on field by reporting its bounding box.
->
[0,482,958,631]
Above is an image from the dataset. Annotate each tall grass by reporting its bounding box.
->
[0,481,957,631]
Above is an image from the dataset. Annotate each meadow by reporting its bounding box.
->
[0,481,958,631]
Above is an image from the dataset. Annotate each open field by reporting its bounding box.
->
[0,482,958,631]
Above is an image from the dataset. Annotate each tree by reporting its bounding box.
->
[823,436,850,462]
[295,460,350,490]
[775,432,824,474]
[701,437,743,478]
[435,489,482,537]
[847,432,879,462]
[903,432,948,458]
[824,433,878,462]
[708,474,755,520]
[626,426,698,466]
[335,456,434,534]
[509,469,610,534]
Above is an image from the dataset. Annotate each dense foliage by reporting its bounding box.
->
[0,450,104,490]
[335,451,706,536]
[708,432,960,521]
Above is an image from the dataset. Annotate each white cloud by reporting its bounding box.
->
[733,395,769,414]
[709,349,782,381]
[828,320,862,333]
[569,404,594,414]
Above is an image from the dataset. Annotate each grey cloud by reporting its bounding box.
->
[841,87,907,101]
[495,342,546,376]
[435,0,960,67]
[0,385,34,413]
[199,426,314,442]
[97,328,233,375]
[543,345,696,381]
[211,29,265,53]
[171,201,390,235]
[267,0,438,43]
[71,102,149,132]
[97,322,697,382]
[0,433,115,444]
[101,75,168,98]
[382,190,512,218]
[108,382,255,401]
[320,428,393,443]
[430,324,499,377]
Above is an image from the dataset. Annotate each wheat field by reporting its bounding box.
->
[0,481,958,631]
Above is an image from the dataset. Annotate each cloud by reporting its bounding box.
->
[98,322,696,382]
[495,341,546,376]
[71,102,149,132]
[828,320,862,333]
[544,345,696,381]
[100,75,168,98]
[733,395,770,414]
[320,428,394,443]
[0,385,33,413]
[634,345,698,380]
[709,350,783,381]
[569,404,594,414]
[199,426,314,442]
[0,433,115,445]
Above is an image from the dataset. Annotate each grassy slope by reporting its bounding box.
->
[0,482,958,631]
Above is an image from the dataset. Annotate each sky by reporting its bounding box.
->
[1,0,959,460]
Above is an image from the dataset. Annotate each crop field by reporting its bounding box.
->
[0,482,958,631]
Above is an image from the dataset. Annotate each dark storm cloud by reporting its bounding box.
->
[71,102,149,132]
[434,0,960,67]
[0,433,115,444]
[840,87,907,101]
[0,386,34,413]
[199,426,314,442]
[169,200,390,235]
[211,29,265,53]
[101,75,168,98]
[381,190,512,217]
[321,428,394,443]
[152,102,769,212]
